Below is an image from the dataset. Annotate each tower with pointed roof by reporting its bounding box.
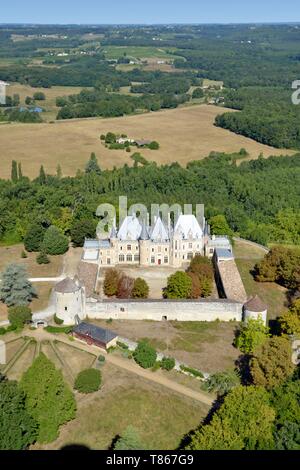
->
[139,221,150,266]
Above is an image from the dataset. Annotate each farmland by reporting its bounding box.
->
[0,104,292,179]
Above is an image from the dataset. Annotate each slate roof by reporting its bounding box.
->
[73,322,117,345]
[174,215,203,239]
[244,295,267,312]
[55,277,81,293]
[118,215,142,241]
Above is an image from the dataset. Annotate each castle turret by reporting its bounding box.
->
[54,277,86,325]
[243,295,268,325]
[139,222,150,266]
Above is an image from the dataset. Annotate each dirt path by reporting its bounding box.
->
[104,353,213,406]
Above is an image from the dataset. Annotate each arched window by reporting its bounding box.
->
[126,254,132,262]
[119,254,125,262]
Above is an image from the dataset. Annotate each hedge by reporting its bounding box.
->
[180,364,204,378]
[74,368,102,393]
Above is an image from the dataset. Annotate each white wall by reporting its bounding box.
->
[86,299,243,322]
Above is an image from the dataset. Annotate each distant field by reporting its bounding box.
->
[103,45,180,61]
[5,83,86,121]
[0,104,293,179]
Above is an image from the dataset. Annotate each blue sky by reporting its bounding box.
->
[1,0,300,24]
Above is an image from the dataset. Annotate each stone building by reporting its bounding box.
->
[82,213,232,268]
[55,276,86,325]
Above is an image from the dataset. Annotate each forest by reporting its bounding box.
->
[1,152,300,247]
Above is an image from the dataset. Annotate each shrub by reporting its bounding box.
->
[36,251,50,264]
[74,368,102,394]
[54,314,64,325]
[21,250,28,259]
[0,327,6,335]
[203,369,241,395]
[133,340,157,369]
[180,364,204,378]
[44,325,72,334]
[98,355,106,363]
[132,278,149,299]
[151,362,161,372]
[126,146,131,152]
[161,356,176,371]
[100,134,106,140]
[164,271,192,299]
[117,341,129,350]
[8,305,32,328]
[148,141,159,150]
[103,269,120,297]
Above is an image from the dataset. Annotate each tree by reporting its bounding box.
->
[250,336,295,389]
[164,271,192,299]
[279,299,300,336]
[36,251,50,265]
[41,226,69,255]
[56,164,62,179]
[187,255,214,297]
[105,132,116,144]
[192,87,204,99]
[114,425,145,450]
[25,96,33,105]
[20,353,76,443]
[186,386,275,450]
[39,165,46,185]
[148,141,159,150]
[133,340,157,369]
[203,369,241,395]
[274,422,300,450]
[33,92,46,101]
[235,318,269,354]
[85,153,101,175]
[0,379,38,450]
[117,275,134,299]
[209,214,233,237]
[11,160,18,183]
[70,218,96,247]
[270,379,300,427]
[18,162,23,180]
[8,305,32,328]
[103,269,120,297]
[0,264,37,306]
[187,272,201,299]
[74,369,102,393]
[160,356,175,371]
[24,223,46,252]
[132,278,149,299]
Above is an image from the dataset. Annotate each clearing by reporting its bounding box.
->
[0,105,292,179]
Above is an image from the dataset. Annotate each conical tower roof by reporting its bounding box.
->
[244,295,267,312]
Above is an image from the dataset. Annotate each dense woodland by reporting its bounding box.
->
[1,151,299,247]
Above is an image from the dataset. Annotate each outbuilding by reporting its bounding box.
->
[72,322,118,350]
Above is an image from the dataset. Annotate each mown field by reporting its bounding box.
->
[0,104,292,179]
[102,45,181,61]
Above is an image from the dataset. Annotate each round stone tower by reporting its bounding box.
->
[243,295,268,325]
[54,276,86,325]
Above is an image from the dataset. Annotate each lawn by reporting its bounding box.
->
[33,363,209,450]
[234,240,288,320]
[89,318,240,373]
[0,104,292,179]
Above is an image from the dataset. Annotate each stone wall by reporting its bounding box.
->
[86,298,243,322]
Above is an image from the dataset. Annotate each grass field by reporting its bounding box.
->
[234,240,288,320]
[0,105,292,179]
[102,45,180,61]
[33,363,208,450]
[5,83,86,121]
[90,318,239,373]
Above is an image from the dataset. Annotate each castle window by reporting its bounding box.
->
[134,254,140,262]
[158,246,161,253]
[187,252,193,260]
[210,248,214,254]
[165,247,168,252]
[119,254,125,262]
[175,241,178,250]
[136,245,139,251]
[120,246,123,251]
[107,258,111,265]
[164,256,168,264]
[182,245,185,250]
[152,248,154,253]
[151,256,155,264]
[64,307,68,311]
[127,245,132,251]
[189,243,193,249]
[126,254,132,262]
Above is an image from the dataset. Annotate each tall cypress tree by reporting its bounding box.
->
[18,162,23,180]
[39,165,46,184]
[11,160,18,183]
